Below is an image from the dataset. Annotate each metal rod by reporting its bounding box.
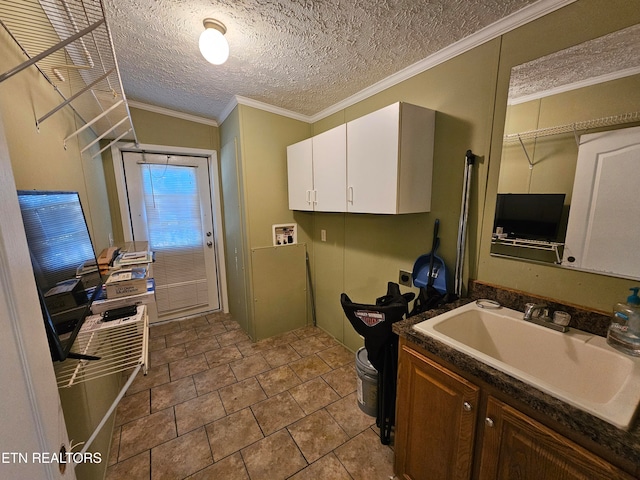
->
[37,68,114,125]
[0,18,104,83]
[100,2,140,147]
[80,116,127,153]
[455,150,475,297]
[79,363,142,455]
[64,99,123,143]
[517,134,534,169]
[60,0,95,68]
[91,129,132,158]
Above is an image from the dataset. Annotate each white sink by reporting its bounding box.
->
[413,301,640,430]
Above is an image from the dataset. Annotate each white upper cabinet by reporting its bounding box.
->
[287,102,435,214]
[347,102,435,214]
[287,137,314,211]
[287,124,347,212]
[313,124,347,212]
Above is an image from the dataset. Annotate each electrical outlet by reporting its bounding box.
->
[399,269,412,287]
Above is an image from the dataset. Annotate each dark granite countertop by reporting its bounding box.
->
[392,282,640,470]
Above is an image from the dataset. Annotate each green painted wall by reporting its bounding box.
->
[220,104,312,339]
[219,106,250,332]
[307,38,500,352]
[477,0,640,312]
[130,107,219,151]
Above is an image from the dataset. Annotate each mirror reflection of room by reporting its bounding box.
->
[491,23,640,274]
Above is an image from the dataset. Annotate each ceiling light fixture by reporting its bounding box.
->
[199,18,229,65]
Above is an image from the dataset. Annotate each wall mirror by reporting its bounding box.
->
[491,23,640,281]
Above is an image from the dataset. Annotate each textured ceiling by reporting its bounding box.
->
[103,0,547,122]
[509,23,640,103]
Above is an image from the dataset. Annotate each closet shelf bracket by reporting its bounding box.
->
[517,134,534,170]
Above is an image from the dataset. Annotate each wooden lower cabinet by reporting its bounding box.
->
[395,340,635,480]
[395,342,480,480]
[478,397,634,480]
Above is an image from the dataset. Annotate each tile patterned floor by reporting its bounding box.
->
[106,312,395,480]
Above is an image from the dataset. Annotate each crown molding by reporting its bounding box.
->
[307,0,576,123]
[128,100,219,126]
[219,96,239,124]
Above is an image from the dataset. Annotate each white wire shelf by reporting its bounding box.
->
[0,0,137,155]
[503,111,640,144]
[491,236,564,264]
[54,305,148,389]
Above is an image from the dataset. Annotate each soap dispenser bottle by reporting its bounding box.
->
[607,287,640,356]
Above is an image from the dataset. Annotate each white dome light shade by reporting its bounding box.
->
[199,19,229,65]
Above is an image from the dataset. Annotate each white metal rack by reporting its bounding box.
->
[491,236,564,264]
[54,307,149,389]
[503,111,640,144]
[54,305,149,455]
[0,0,137,156]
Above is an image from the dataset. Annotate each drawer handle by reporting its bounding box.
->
[485,417,495,428]
[463,402,472,412]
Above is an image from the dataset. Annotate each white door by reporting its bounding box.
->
[122,151,221,320]
[562,125,640,280]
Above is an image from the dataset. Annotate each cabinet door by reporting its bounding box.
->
[395,343,480,480]
[313,124,346,212]
[347,103,400,213]
[479,396,635,480]
[287,138,313,211]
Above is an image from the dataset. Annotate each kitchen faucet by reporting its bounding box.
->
[523,303,548,320]
[523,303,568,333]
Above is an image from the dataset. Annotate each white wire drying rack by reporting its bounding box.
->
[0,0,137,156]
[54,306,148,389]
[54,305,149,456]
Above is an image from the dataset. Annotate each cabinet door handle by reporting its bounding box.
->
[485,417,495,428]
[313,190,318,204]
[463,402,472,412]
[306,190,312,204]
[348,186,354,204]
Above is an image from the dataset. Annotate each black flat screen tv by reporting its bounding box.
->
[17,190,103,361]
[494,193,566,242]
